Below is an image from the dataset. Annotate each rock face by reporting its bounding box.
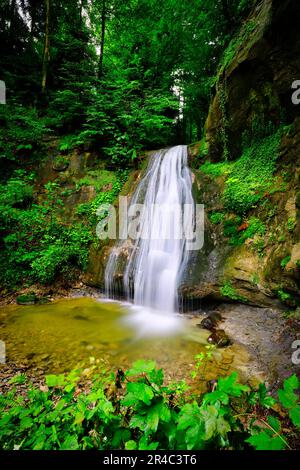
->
[205,0,300,161]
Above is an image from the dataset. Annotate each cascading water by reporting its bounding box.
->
[104,145,195,333]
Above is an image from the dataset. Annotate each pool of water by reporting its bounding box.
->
[0,297,257,386]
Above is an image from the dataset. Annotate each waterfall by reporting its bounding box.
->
[105,145,195,315]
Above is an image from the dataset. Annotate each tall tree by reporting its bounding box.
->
[42,0,50,93]
[98,0,106,78]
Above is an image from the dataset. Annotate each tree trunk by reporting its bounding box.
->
[42,0,50,93]
[98,0,106,78]
[79,0,83,24]
[9,0,16,40]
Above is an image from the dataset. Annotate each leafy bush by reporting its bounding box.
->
[0,103,49,161]
[0,174,93,288]
[30,225,92,284]
[0,361,299,450]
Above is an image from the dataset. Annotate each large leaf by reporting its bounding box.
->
[123,382,154,406]
[45,374,65,388]
[246,432,286,450]
[278,374,299,410]
[217,373,250,397]
[126,360,157,377]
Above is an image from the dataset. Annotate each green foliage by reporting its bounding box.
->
[209,212,225,225]
[224,131,281,215]
[76,172,126,219]
[281,256,291,270]
[287,218,296,233]
[0,173,93,288]
[220,19,256,71]
[223,217,265,247]
[30,225,92,284]
[0,361,299,451]
[220,281,247,302]
[277,289,292,303]
[16,293,36,305]
[0,103,49,161]
[53,155,69,171]
[75,171,117,193]
[200,161,233,178]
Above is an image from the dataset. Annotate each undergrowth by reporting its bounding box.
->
[0,361,299,450]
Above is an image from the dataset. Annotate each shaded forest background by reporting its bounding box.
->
[0,0,252,160]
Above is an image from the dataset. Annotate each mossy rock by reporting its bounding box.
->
[53,156,69,171]
[16,294,37,306]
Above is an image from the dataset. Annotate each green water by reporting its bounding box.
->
[0,297,255,385]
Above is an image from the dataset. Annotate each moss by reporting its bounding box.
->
[281,256,291,270]
[209,212,225,225]
[53,155,69,171]
[287,218,296,232]
[75,170,117,193]
[220,19,256,72]
[277,289,292,303]
[16,293,37,305]
[220,281,248,302]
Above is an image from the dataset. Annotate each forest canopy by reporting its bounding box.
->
[0,0,252,165]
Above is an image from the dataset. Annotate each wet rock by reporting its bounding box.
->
[197,312,222,331]
[207,329,231,348]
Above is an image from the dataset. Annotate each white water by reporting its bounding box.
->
[105,145,195,334]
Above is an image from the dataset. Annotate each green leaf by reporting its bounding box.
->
[74,412,85,426]
[289,406,300,428]
[138,436,159,450]
[217,373,250,397]
[202,405,218,440]
[125,440,137,450]
[20,417,33,430]
[278,389,297,410]
[60,434,79,450]
[126,360,157,376]
[246,432,286,450]
[123,382,154,406]
[112,429,131,448]
[130,413,147,431]
[257,383,276,408]
[267,416,281,433]
[45,374,65,388]
[203,390,229,405]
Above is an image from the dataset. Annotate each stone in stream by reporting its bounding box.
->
[207,329,231,348]
[197,312,223,331]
